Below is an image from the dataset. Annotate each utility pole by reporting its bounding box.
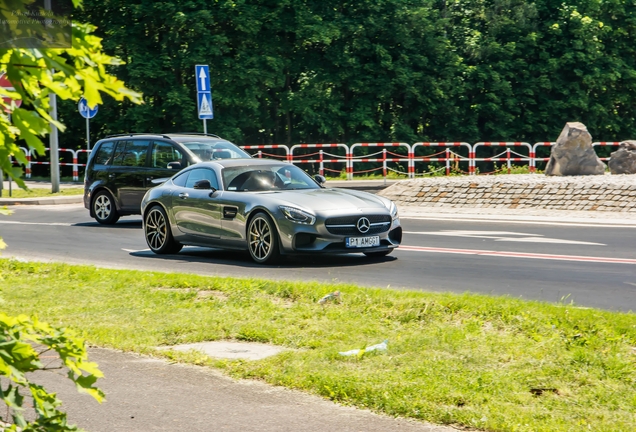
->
[44,0,59,192]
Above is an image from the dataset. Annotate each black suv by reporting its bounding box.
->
[84,133,251,224]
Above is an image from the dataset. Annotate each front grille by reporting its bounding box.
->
[325,215,390,225]
[325,214,391,236]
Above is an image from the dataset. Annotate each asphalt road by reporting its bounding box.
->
[1,203,635,311]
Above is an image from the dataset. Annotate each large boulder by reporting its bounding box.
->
[608,141,636,174]
[544,122,605,176]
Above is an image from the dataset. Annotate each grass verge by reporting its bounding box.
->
[1,259,635,431]
[0,187,83,199]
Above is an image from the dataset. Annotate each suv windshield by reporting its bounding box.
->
[172,138,250,161]
[223,164,320,192]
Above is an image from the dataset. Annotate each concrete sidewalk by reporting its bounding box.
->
[30,348,455,432]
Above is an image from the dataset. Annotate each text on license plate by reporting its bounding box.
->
[346,236,380,248]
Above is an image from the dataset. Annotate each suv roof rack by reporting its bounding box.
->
[169,132,221,139]
[104,133,173,139]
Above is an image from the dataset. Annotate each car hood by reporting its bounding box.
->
[257,187,390,213]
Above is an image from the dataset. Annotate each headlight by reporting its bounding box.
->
[389,201,398,220]
[279,206,316,225]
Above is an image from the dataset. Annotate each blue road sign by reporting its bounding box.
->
[78,97,98,119]
[195,65,213,119]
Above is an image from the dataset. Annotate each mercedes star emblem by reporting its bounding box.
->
[356,217,371,233]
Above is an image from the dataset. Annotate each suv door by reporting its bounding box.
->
[108,140,150,212]
[147,141,187,184]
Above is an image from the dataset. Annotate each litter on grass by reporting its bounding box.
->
[318,290,341,304]
[338,340,388,356]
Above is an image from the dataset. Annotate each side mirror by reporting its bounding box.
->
[313,174,326,186]
[167,161,182,170]
[193,179,214,190]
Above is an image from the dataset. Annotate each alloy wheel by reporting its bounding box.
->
[145,208,167,251]
[249,216,272,261]
[94,194,112,221]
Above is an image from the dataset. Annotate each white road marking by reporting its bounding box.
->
[398,245,636,265]
[404,230,605,246]
[0,220,73,226]
[122,248,150,253]
[401,216,636,229]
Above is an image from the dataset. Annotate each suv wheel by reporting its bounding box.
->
[92,190,120,225]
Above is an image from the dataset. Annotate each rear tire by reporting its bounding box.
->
[363,250,392,258]
[144,205,183,254]
[247,212,280,264]
[92,190,120,225]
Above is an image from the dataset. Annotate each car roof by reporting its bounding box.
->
[101,133,225,141]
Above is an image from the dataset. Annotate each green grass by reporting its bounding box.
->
[0,187,83,198]
[1,259,635,431]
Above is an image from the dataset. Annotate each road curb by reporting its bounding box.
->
[0,195,84,206]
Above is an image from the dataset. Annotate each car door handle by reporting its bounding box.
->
[178,192,189,199]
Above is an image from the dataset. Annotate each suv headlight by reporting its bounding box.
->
[279,206,316,225]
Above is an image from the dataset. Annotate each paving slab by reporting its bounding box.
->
[161,341,288,361]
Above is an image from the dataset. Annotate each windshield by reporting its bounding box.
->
[223,164,321,192]
[180,139,251,161]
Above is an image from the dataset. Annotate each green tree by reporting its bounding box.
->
[52,0,636,152]
[0,0,141,187]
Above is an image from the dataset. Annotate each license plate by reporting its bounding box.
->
[346,236,380,248]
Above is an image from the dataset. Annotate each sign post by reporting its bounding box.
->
[78,97,98,149]
[195,65,213,133]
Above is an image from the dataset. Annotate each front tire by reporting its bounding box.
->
[145,205,183,254]
[247,212,280,264]
[364,249,393,258]
[92,190,120,225]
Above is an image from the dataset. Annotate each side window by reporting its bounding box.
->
[172,171,189,187]
[110,140,128,166]
[93,141,115,165]
[151,142,184,169]
[121,140,149,167]
[185,168,219,189]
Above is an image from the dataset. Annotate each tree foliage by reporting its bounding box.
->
[0,312,104,431]
[0,0,141,187]
[59,0,636,148]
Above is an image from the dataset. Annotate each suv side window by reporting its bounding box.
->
[151,142,185,169]
[121,141,149,167]
[185,168,219,189]
[93,141,115,165]
[110,140,128,166]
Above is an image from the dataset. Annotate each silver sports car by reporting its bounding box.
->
[140,159,402,264]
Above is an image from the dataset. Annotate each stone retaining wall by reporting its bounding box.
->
[378,174,636,212]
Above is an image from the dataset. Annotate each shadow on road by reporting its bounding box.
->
[128,247,397,269]
[73,220,143,229]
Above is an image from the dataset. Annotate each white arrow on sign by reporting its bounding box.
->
[198,68,207,91]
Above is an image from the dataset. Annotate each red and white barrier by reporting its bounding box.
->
[471,142,532,175]
[241,144,290,162]
[592,142,621,161]
[349,142,411,180]
[411,142,472,176]
[290,143,348,176]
